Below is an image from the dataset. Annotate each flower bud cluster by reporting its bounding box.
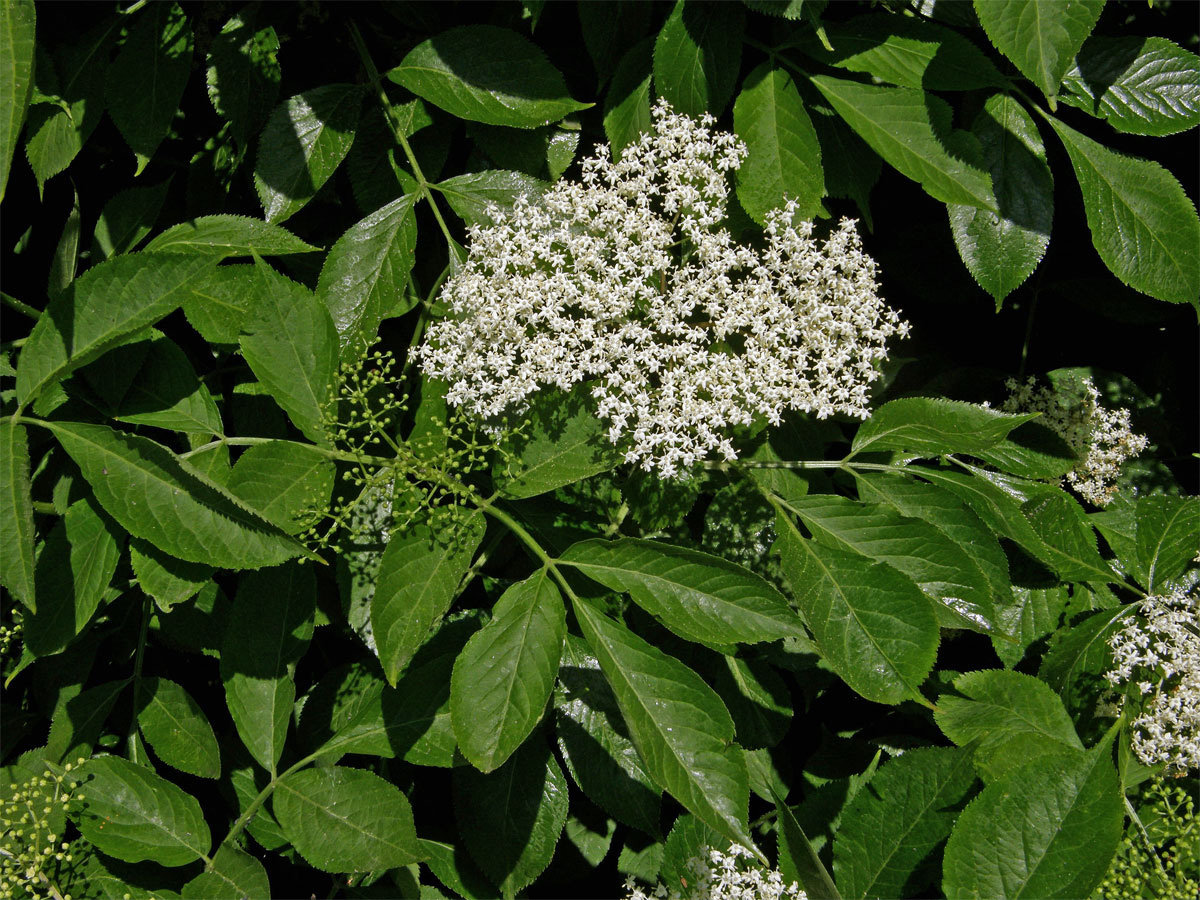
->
[1000,375,1148,506]
[1106,584,1199,773]
[1,758,86,900]
[623,843,807,900]
[420,100,907,477]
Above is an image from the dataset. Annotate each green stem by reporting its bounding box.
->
[31,501,56,515]
[476,501,585,605]
[126,594,152,763]
[348,22,457,252]
[120,0,149,14]
[219,751,318,852]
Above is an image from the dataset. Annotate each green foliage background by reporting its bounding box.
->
[1,1,1197,898]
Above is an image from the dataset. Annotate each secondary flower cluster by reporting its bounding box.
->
[1000,375,1148,506]
[1106,584,1199,773]
[420,101,907,477]
[623,843,807,900]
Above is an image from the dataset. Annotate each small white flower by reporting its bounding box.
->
[1107,584,1200,773]
[623,843,807,900]
[1000,374,1148,506]
[419,100,906,477]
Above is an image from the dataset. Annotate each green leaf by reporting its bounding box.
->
[372,508,486,684]
[775,789,842,900]
[0,421,36,610]
[851,397,1035,457]
[226,440,334,536]
[603,37,653,157]
[992,585,1069,668]
[853,472,1011,605]
[181,842,271,900]
[46,678,128,764]
[130,538,212,611]
[949,93,1053,306]
[137,676,221,779]
[318,617,481,766]
[654,0,744,117]
[974,0,1104,104]
[935,670,1083,782]
[560,538,805,648]
[434,170,548,227]
[712,655,793,750]
[25,496,122,657]
[773,517,938,705]
[941,743,1123,899]
[1060,36,1200,137]
[1135,494,1199,591]
[833,747,977,900]
[421,838,497,900]
[571,595,754,852]
[104,2,193,174]
[274,766,423,873]
[180,264,255,345]
[16,253,216,406]
[73,755,211,867]
[454,733,569,897]
[1039,607,1127,724]
[205,9,281,149]
[40,421,308,569]
[788,493,1000,635]
[317,193,419,360]
[0,0,35,201]
[801,13,1005,91]
[112,334,223,436]
[1046,112,1200,307]
[221,563,315,773]
[808,101,881,226]
[92,179,172,260]
[254,84,363,223]
[972,421,1078,480]
[452,569,566,772]
[810,76,995,211]
[23,19,115,192]
[555,634,662,836]
[388,26,590,129]
[494,384,622,499]
[238,259,337,444]
[1022,491,1115,582]
[143,215,320,258]
[733,64,824,224]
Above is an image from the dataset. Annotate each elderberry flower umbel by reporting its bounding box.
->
[1000,374,1148,507]
[419,101,908,477]
[1106,584,1199,774]
[623,843,807,900]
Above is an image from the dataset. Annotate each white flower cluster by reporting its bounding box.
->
[1106,584,1199,773]
[1001,375,1148,506]
[623,843,807,900]
[419,101,907,477]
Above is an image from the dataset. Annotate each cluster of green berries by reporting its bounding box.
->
[0,612,23,659]
[1093,776,1198,900]
[1,758,86,900]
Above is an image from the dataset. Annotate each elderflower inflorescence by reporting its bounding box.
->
[1001,375,1148,507]
[1106,584,1200,773]
[624,843,807,900]
[419,100,907,477]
